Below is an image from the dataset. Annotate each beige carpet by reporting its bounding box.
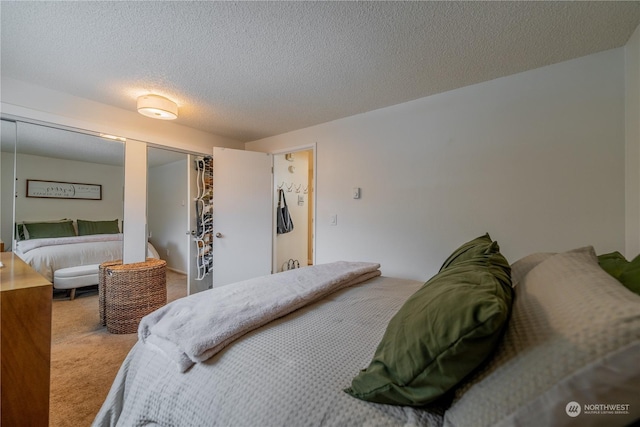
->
[50,270,187,427]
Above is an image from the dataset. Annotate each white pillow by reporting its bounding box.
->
[444,246,640,427]
[509,251,553,287]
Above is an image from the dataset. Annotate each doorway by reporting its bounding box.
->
[273,148,314,272]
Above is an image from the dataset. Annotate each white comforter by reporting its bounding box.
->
[140,261,381,372]
[14,234,159,282]
[94,275,446,427]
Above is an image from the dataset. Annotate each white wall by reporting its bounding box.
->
[247,48,627,280]
[148,158,188,273]
[13,152,124,225]
[626,24,640,257]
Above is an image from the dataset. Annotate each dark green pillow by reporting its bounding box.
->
[77,219,120,236]
[598,252,640,295]
[345,241,513,406]
[619,254,640,295]
[24,220,76,239]
[597,251,627,279]
[439,233,493,272]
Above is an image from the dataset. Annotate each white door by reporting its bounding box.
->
[187,154,211,294]
[212,147,273,287]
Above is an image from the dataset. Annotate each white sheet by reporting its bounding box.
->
[93,276,446,427]
[15,234,160,282]
[16,233,123,254]
[140,261,381,372]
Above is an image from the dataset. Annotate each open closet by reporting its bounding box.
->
[273,149,314,272]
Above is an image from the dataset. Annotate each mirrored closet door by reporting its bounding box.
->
[6,120,124,288]
[0,119,17,250]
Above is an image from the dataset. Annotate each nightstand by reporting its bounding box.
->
[0,252,52,426]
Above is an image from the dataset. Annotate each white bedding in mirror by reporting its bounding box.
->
[14,234,159,281]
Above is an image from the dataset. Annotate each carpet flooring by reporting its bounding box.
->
[50,270,187,427]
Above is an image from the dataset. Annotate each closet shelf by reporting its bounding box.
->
[194,156,213,281]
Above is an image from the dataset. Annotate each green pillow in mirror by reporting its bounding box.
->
[77,219,120,236]
[23,220,76,239]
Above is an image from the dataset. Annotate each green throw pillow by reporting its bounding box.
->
[77,219,120,236]
[24,220,76,239]
[345,239,513,406]
[439,233,493,271]
[597,251,627,279]
[598,252,640,295]
[619,254,640,295]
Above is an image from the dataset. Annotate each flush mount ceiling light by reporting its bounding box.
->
[137,94,178,120]
[99,133,127,142]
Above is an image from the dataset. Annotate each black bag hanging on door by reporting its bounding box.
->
[277,189,294,234]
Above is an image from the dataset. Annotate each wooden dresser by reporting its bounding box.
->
[1,252,52,426]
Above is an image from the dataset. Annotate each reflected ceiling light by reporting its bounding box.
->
[137,94,178,120]
[100,133,127,142]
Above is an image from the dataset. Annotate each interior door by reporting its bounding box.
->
[212,147,273,287]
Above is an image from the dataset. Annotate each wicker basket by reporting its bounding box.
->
[99,260,122,326]
[99,258,167,334]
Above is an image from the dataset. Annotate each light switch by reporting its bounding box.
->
[353,187,361,199]
[329,214,337,226]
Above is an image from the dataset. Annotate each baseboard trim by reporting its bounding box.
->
[167,267,187,275]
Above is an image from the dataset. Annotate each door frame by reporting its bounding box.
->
[270,143,317,273]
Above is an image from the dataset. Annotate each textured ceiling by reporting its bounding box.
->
[2,1,640,142]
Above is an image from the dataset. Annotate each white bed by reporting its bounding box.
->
[93,244,640,427]
[95,273,446,426]
[15,234,159,282]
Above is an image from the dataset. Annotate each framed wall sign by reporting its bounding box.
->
[26,180,102,200]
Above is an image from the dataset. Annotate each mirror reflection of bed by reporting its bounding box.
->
[10,121,128,299]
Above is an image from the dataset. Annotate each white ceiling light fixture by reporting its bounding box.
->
[99,133,127,142]
[137,94,178,120]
